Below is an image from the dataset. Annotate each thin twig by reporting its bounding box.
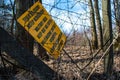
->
[63,49,82,71]
[63,48,83,79]
[0,43,6,69]
[86,40,114,80]
[81,38,110,71]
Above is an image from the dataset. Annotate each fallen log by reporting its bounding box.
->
[0,27,64,80]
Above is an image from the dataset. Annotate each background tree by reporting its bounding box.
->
[113,0,120,52]
[114,0,120,34]
[94,0,103,49]
[9,0,15,35]
[89,0,98,49]
[102,0,113,77]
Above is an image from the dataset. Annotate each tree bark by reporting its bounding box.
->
[16,0,34,53]
[102,0,113,77]
[89,0,98,49]
[114,0,120,33]
[94,0,103,49]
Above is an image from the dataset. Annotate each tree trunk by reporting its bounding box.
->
[113,0,120,52]
[115,0,120,33]
[94,0,103,49]
[16,0,34,53]
[89,0,98,49]
[102,0,113,77]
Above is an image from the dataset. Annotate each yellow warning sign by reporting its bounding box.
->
[17,1,66,59]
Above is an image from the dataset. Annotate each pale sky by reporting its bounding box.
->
[42,0,90,33]
[2,0,91,33]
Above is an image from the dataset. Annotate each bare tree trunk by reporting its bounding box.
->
[10,0,15,35]
[16,0,34,53]
[94,0,103,49]
[89,0,98,49]
[114,0,120,33]
[113,0,120,53]
[102,0,113,78]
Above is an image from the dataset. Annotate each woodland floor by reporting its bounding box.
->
[0,46,120,80]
